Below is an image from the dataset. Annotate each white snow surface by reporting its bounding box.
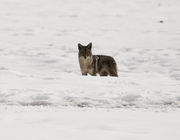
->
[0,0,180,109]
[0,0,180,139]
[0,106,180,140]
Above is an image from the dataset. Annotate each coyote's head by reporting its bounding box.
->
[78,42,92,59]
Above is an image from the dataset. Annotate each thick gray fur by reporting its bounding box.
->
[78,43,118,77]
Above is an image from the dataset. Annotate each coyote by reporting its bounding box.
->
[78,42,118,77]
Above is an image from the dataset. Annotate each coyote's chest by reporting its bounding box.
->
[79,56,94,75]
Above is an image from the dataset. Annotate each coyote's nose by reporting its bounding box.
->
[84,56,87,59]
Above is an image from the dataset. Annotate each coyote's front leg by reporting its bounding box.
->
[81,71,87,76]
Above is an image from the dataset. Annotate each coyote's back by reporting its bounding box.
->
[95,55,118,77]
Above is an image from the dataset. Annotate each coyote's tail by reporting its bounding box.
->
[114,62,118,77]
[110,62,118,77]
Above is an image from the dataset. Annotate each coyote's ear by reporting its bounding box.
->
[87,42,92,50]
[78,43,83,50]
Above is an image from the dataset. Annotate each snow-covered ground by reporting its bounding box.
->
[0,106,180,140]
[0,0,180,139]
